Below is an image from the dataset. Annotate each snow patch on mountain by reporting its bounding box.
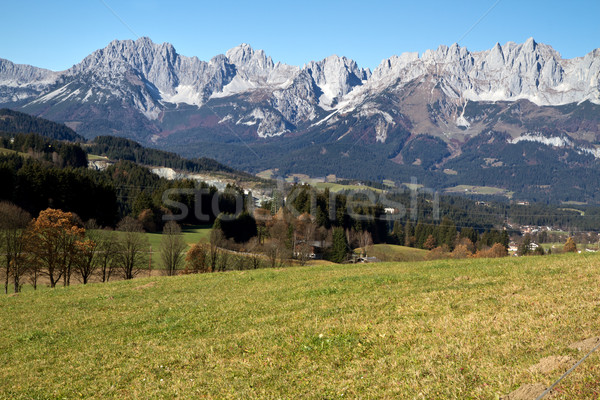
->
[162,85,204,106]
[456,101,470,128]
[455,115,470,128]
[580,146,600,158]
[375,120,389,143]
[509,132,600,160]
[312,110,339,127]
[82,88,94,102]
[218,114,233,124]
[357,104,394,124]
[509,133,572,147]
[236,108,287,137]
[1,37,600,142]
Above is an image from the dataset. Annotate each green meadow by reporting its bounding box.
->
[104,225,212,271]
[143,225,212,250]
[1,253,600,398]
[364,244,429,262]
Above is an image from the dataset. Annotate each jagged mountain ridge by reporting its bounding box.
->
[3,37,598,142]
[1,38,600,187]
[0,58,59,104]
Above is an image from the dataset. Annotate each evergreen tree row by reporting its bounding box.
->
[0,108,83,141]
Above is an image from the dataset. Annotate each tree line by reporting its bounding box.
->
[0,149,248,229]
[3,126,600,234]
[87,136,242,175]
[0,205,157,293]
[207,185,512,265]
[0,108,83,141]
[0,203,291,294]
[284,184,510,252]
[0,132,88,168]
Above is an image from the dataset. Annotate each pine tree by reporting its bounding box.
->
[329,228,349,263]
[404,220,414,247]
[270,191,281,215]
[501,230,510,249]
[439,217,457,250]
[392,220,404,245]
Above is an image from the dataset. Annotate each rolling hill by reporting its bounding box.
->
[1,254,599,398]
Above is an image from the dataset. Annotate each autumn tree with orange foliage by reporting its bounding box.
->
[26,208,85,288]
[563,237,577,253]
[473,243,508,258]
[423,234,437,250]
[185,243,211,273]
[451,244,472,259]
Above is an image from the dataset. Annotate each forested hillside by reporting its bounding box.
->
[0,109,259,180]
[0,153,117,226]
[0,108,83,141]
[87,136,247,175]
[0,132,88,168]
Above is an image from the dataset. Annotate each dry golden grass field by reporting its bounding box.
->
[1,253,600,399]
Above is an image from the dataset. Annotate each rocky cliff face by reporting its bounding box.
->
[304,55,370,109]
[0,58,58,103]
[1,37,599,144]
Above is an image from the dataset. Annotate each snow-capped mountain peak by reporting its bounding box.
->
[1,37,599,140]
[305,54,370,109]
[226,43,273,70]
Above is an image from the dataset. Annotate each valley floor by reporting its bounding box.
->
[1,254,600,399]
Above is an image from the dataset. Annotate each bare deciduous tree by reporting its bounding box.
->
[74,237,98,284]
[295,242,312,266]
[0,202,31,293]
[160,221,187,276]
[345,228,359,250]
[294,217,317,265]
[96,229,119,282]
[245,238,263,269]
[116,217,149,280]
[358,230,374,257]
[266,220,290,268]
[209,229,225,272]
[217,250,230,272]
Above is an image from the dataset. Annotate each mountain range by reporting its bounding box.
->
[1,37,600,203]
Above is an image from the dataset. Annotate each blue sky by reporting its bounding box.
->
[2,0,599,71]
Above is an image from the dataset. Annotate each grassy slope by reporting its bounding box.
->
[0,147,28,157]
[143,225,212,251]
[366,244,428,262]
[314,182,383,193]
[444,184,514,198]
[2,254,600,398]
[101,226,212,270]
[87,154,109,161]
